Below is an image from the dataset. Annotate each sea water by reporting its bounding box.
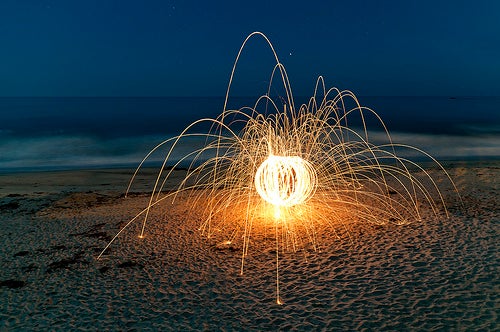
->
[0,96,498,172]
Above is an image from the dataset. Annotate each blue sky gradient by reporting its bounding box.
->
[1,0,499,97]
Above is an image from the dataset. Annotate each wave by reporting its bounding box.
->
[0,130,498,173]
[0,134,180,172]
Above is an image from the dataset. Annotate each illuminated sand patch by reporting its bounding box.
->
[98,32,458,304]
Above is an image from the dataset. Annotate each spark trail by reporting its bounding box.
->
[98,32,457,304]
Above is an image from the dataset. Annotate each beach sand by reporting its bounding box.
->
[0,162,498,330]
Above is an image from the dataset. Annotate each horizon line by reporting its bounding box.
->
[1,95,499,99]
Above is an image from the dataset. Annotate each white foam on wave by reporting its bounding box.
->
[372,130,500,160]
[0,134,200,171]
[0,130,498,172]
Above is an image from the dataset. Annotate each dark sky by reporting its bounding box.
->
[1,0,499,97]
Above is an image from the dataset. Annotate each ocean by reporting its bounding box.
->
[0,96,499,172]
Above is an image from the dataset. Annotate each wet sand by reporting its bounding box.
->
[0,162,498,330]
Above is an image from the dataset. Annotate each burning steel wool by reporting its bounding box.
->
[255,155,317,207]
[99,32,456,304]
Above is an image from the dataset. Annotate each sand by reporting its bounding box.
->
[0,162,498,330]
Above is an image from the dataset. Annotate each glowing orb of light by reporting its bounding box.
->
[254,155,317,207]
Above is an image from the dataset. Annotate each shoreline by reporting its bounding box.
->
[0,158,500,192]
[1,158,498,197]
[0,167,190,197]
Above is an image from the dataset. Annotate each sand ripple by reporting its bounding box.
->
[0,164,498,330]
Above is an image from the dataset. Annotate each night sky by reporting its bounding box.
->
[1,0,499,97]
